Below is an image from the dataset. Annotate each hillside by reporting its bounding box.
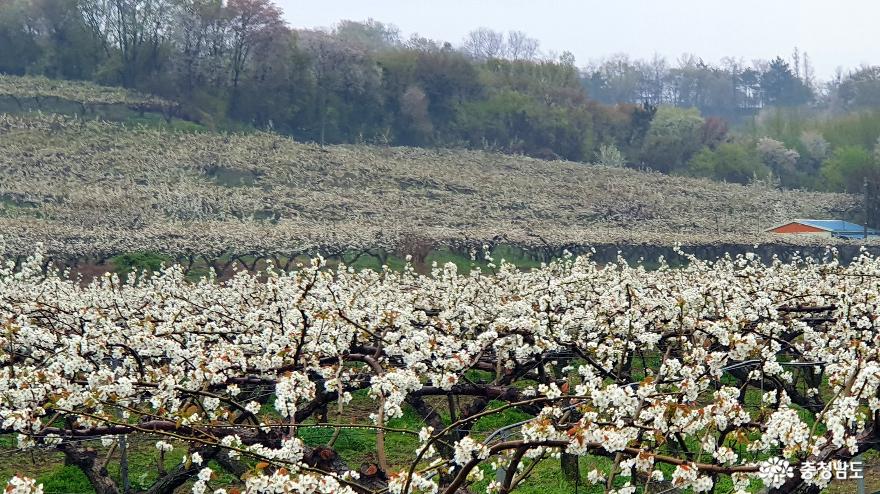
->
[0,75,178,120]
[0,112,859,261]
[0,75,173,108]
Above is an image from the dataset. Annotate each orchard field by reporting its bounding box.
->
[5,247,880,494]
[4,76,880,494]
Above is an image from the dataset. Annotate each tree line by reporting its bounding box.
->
[5,0,880,193]
[583,52,814,118]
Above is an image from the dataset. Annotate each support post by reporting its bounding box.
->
[494,430,510,483]
[119,435,129,494]
[864,177,869,240]
[856,454,865,494]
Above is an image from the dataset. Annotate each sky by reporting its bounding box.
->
[276,0,878,81]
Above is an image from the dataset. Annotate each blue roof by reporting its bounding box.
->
[797,219,876,233]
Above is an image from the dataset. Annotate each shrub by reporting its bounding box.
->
[640,106,704,173]
[596,143,625,167]
[687,142,769,184]
[821,145,877,192]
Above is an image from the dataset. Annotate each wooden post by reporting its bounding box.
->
[560,453,580,484]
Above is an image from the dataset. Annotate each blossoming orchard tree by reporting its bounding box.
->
[3,247,880,493]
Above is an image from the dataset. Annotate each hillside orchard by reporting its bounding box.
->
[0,75,177,117]
[0,113,861,267]
[3,246,880,493]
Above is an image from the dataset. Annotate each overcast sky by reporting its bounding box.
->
[276,0,877,81]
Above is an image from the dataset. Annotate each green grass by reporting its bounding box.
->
[297,388,426,467]
[298,406,424,467]
[104,438,189,492]
[123,114,206,132]
[37,466,92,494]
[471,400,533,433]
[469,454,629,494]
[110,252,171,276]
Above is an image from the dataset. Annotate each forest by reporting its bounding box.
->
[5,0,880,193]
